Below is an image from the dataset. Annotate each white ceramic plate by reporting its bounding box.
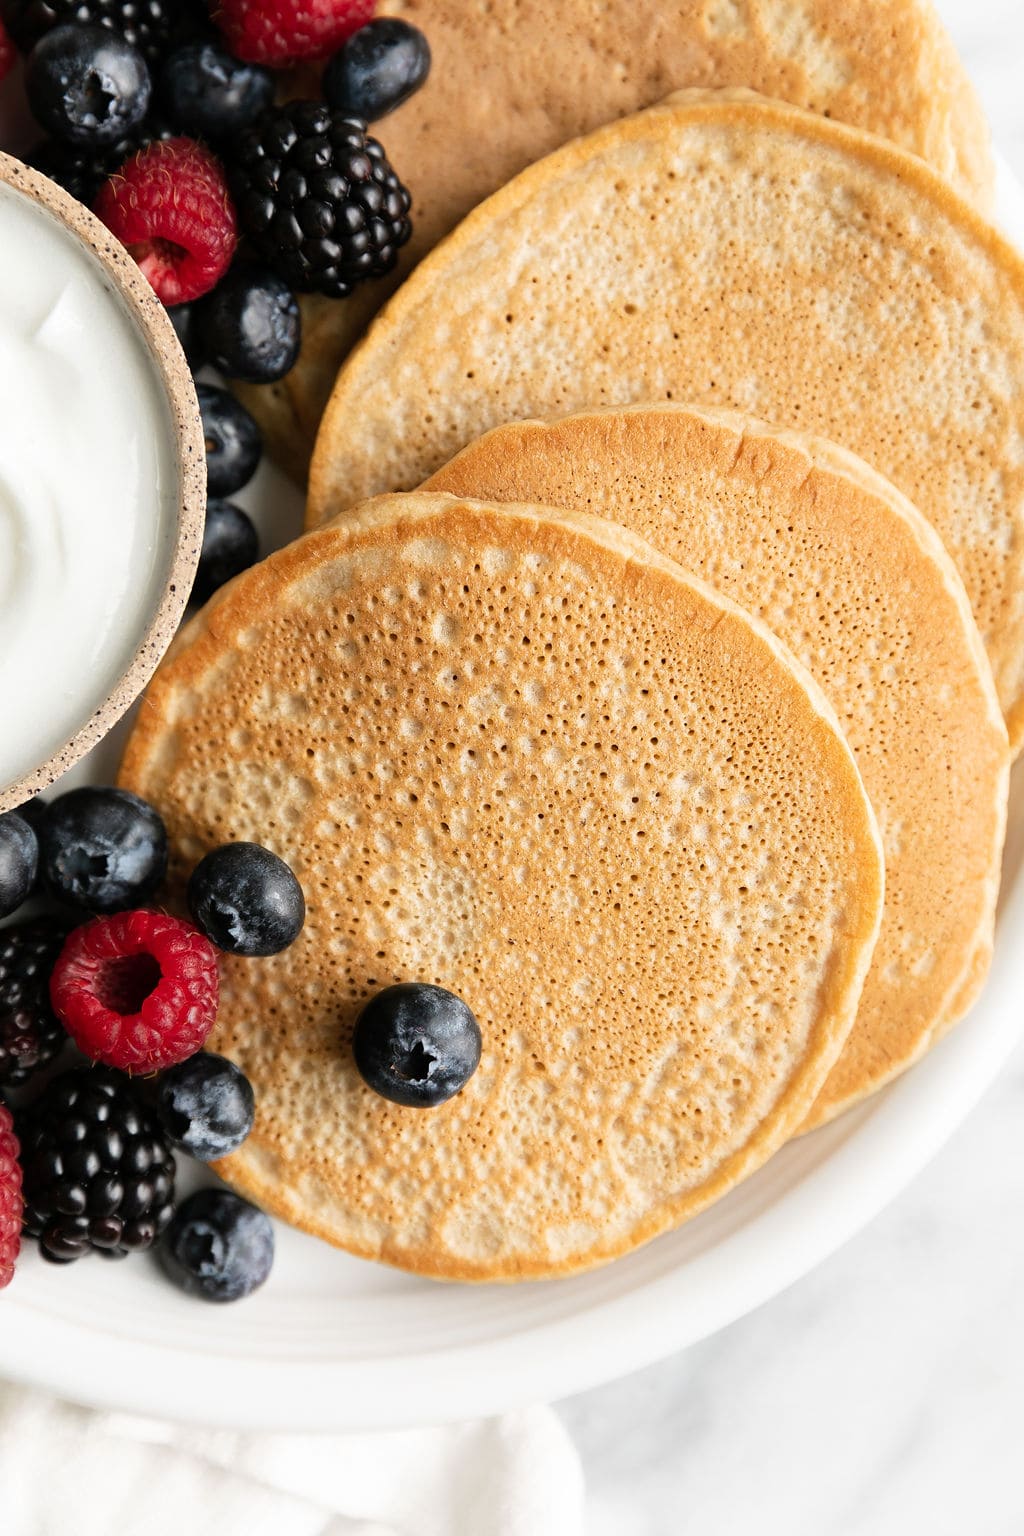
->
[2,147,1023,1433]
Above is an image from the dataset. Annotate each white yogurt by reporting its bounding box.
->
[0,178,176,794]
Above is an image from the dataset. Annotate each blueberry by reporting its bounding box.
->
[187,843,305,957]
[160,1188,273,1302]
[167,301,206,371]
[323,19,431,122]
[353,983,482,1108]
[26,24,151,148]
[39,787,167,912]
[197,384,262,497]
[158,40,273,141]
[13,795,49,836]
[196,265,301,384]
[0,813,39,920]
[191,499,259,607]
[155,1052,256,1161]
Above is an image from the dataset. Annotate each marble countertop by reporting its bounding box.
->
[561,5,1024,1530]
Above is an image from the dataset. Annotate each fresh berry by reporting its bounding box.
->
[26,23,151,148]
[158,39,273,141]
[155,1051,255,1160]
[323,17,430,122]
[197,264,300,383]
[160,1187,273,1301]
[353,983,482,1108]
[39,786,167,912]
[0,15,15,81]
[0,1102,22,1288]
[94,135,237,304]
[0,918,70,1088]
[197,383,261,496]
[229,103,411,299]
[4,0,178,63]
[192,498,259,606]
[166,299,205,369]
[50,911,220,1072]
[12,795,49,836]
[19,1066,175,1262]
[211,0,374,68]
[29,115,172,205]
[0,812,38,921]
[187,843,305,957]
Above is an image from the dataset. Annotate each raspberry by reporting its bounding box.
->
[0,16,15,81]
[94,136,237,305]
[0,1102,22,1289]
[211,0,375,67]
[50,910,220,1072]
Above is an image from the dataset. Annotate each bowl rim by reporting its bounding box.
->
[0,148,207,814]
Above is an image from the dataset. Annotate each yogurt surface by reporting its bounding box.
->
[0,178,176,794]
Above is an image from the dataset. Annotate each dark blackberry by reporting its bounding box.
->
[3,0,177,64]
[19,1066,176,1262]
[229,102,412,300]
[0,918,70,1089]
[30,114,173,206]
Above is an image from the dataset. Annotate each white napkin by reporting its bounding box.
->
[0,1381,584,1536]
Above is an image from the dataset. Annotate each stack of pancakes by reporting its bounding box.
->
[120,3,1017,1281]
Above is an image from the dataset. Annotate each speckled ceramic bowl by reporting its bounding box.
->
[0,150,206,814]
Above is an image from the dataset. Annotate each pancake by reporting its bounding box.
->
[118,492,884,1279]
[307,91,1024,752]
[239,0,993,477]
[423,404,1009,1128]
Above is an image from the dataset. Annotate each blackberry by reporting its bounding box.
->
[3,0,177,64]
[30,115,173,206]
[0,918,70,1089]
[229,102,412,300]
[19,1066,176,1262]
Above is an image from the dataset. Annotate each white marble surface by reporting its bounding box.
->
[561,6,1024,1527]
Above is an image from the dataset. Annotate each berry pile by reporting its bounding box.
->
[0,0,426,375]
[2,0,432,608]
[0,1,432,614]
[0,785,304,1300]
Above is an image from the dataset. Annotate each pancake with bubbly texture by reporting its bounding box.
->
[423,404,1009,1128]
[119,492,884,1278]
[307,92,1024,751]
[240,0,993,478]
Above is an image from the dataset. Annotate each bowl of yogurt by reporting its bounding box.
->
[0,150,206,812]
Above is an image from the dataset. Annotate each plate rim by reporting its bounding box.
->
[2,155,1022,1434]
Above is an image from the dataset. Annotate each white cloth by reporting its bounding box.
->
[0,1382,584,1536]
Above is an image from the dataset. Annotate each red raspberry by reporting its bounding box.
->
[94,138,237,305]
[0,17,15,83]
[212,0,375,66]
[0,1103,22,1290]
[50,911,220,1073]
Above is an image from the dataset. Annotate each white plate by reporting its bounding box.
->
[2,144,1023,1432]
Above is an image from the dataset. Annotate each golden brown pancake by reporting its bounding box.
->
[307,91,1024,752]
[119,492,884,1278]
[423,404,1009,1127]
[239,0,993,477]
